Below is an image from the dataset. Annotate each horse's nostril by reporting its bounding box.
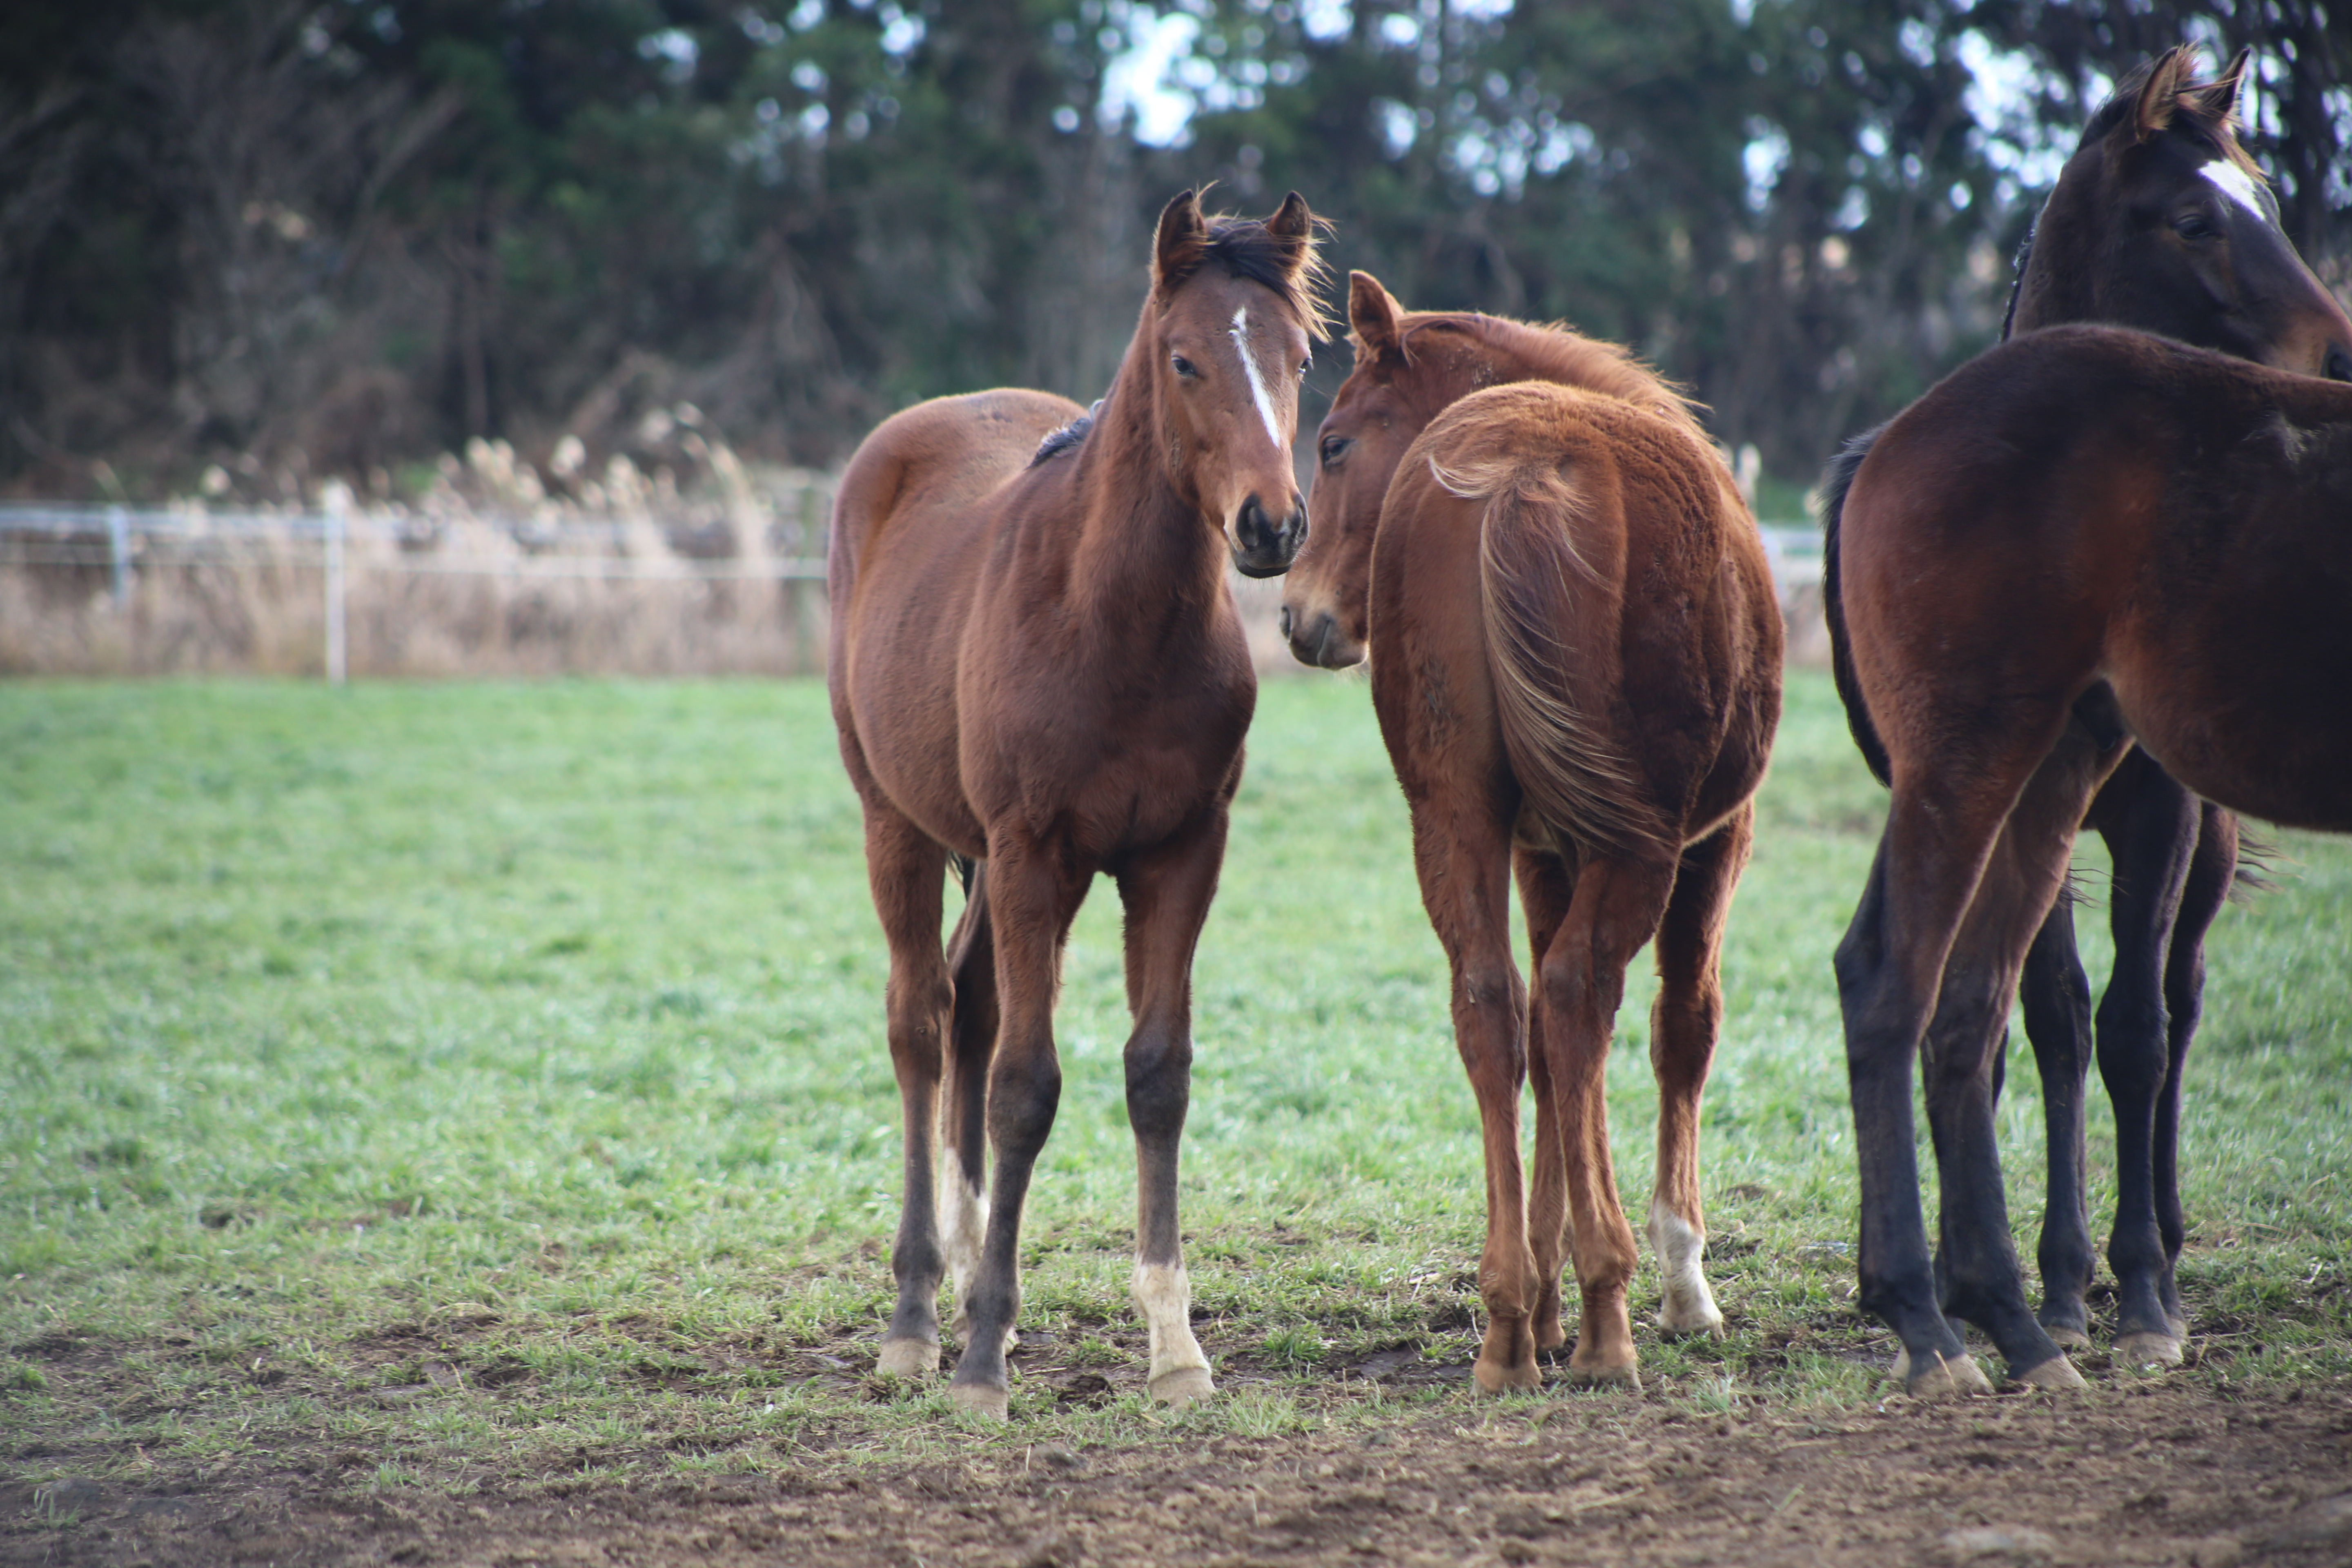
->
[2328,344,2352,384]
[1278,604,1294,639]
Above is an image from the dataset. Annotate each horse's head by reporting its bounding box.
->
[1282,273,1511,669]
[2017,46,2352,382]
[1145,189,1327,578]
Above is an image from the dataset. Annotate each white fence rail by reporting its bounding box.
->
[2,501,1823,679]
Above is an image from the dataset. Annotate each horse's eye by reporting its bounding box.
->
[2174,213,2218,242]
[1171,354,1198,379]
[1320,435,1352,469]
[1298,359,1312,379]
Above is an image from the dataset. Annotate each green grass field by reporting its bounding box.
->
[4,672,2349,1494]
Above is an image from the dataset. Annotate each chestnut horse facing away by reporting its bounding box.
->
[1821,47,2352,1378]
[1835,325,2352,1397]
[828,191,1324,1419]
[1283,275,1781,1390]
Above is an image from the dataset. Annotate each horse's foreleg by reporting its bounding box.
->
[1512,845,1577,1357]
[2089,757,2201,1368]
[1646,804,1753,1339]
[941,862,999,1349]
[2154,802,2233,1342]
[860,808,956,1380]
[947,833,1085,1421]
[1535,847,1678,1388]
[1112,808,1228,1408]
[1414,799,1535,1392]
[2017,888,2096,1349]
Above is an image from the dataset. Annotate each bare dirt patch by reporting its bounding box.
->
[9,1383,2350,1567]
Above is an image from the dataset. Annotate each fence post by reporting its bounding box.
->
[107,505,130,608]
[793,483,824,675]
[323,489,347,686]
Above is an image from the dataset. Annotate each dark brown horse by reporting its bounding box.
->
[1821,47,2352,1379]
[1282,275,1780,1389]
[1835,323,2352,1395]
[827,191,1325,1419]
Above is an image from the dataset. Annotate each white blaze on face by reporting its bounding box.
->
[1229,305,1287,454]
[2202,158,2272,225]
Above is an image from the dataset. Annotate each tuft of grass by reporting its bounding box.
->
[0,672,2348,1493]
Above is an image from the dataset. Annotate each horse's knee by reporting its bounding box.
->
[986,1049,1062,1156]
[1123,1028,1192,1137]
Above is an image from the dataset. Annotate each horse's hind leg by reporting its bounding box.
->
[1646,803,1754,1337]
[1915,742,2113,1390]
[941,861,999,1350]
[1414,797,1537,1392]
[1535,845,1679,1387]
[1113,808,1229,1408]
[2018,888,2096,1349]
[1836,703,2083,1399]
[860,806,956,1380]
[2153,802,2232,1343]
[1513,846,1576,1358]
[2088,758,2200,1368]
[948,831,1088,1420]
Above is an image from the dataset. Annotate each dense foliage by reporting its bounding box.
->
[3,0,2345,496]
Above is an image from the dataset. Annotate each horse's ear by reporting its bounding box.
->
[1265,191,1314,264]
[1348,271,1406,363]
[1154,189,1208,296]
[2133,45,2192,140]
[2192,47,2250,123]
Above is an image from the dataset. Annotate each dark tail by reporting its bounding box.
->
[1820,423,1893,786]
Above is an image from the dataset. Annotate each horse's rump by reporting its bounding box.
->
[1413,383,1759,855]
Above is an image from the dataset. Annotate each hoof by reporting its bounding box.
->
[2042,1325,2092,1351]
[2116,1330,2185,1368]
[1472,1357,1542,1394]
[876,1336,939,1380]
[1564,1361,1640,1391]
[1657,1303,1726,1339]
[2011,1354,2087,1391]
[1894,1348,1993,1397]
[1147,1366,1215,1409]
[948,1381,1010,1422]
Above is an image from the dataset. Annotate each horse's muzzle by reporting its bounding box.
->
[1278,602,1363,669]
[1230,492,1307,578]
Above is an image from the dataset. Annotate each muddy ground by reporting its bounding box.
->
[8,1379,2350,1567]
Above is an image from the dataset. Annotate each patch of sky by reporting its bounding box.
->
[1959,29,2093,203]
[1742,116,1789,214]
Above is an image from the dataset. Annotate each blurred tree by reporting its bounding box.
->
[0,0,2343,497]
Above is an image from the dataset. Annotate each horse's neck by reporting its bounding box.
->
[2011,191,2105,335]
[1062,396,1225,628]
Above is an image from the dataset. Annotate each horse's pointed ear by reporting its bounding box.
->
[1154,189,1207,296]
[1348,271,1406,363]
[2133,45,2191,140]
[2193,47,2250,122]
[1267,191,1313,249]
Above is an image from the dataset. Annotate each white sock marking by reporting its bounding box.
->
[1131,1260,1210,1382]
[1229,305,1287,455]
[2202,159,2271,224]
[1647,1195,1723,1332]
[940,1165,987,1334]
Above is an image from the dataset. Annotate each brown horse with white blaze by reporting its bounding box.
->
[1284,275,1780,1389]
[828,190,1325,1419]
[1835,324,2352,1396]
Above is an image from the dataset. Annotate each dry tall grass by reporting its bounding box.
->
[0,426,832,678]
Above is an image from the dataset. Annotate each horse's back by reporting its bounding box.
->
[1848,326,2352,826]
[829,389,1084,601]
